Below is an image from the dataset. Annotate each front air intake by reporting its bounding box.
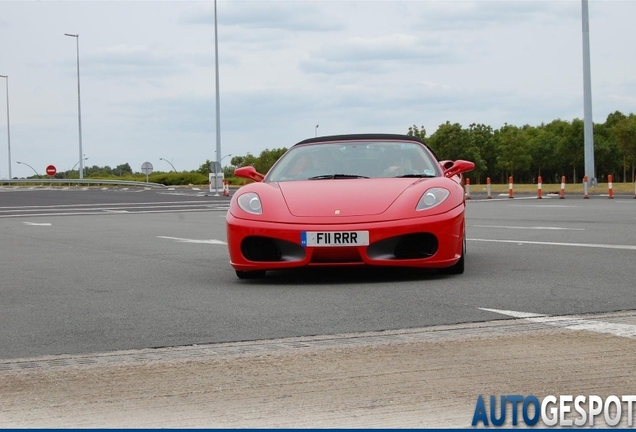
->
[240,236,306,262]
[394,233,438,259]
[241,236,282,262]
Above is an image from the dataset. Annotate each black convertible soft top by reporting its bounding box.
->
[295,133,425,146]
[293,133,438,159]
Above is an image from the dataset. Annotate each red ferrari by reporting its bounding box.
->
[227,134,475,279]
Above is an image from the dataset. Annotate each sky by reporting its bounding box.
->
[1,0,635,179]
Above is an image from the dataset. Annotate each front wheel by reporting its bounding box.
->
[236,270,266,279]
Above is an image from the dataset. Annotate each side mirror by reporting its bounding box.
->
[234,166,265,182]
[439,160,454,170]
[443,160,475,178]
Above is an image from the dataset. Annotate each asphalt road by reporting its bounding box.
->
[1,186,635,360]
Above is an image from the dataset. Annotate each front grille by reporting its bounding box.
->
[367,233,438,260]
[241,236,306,262]
[241,237,282,261]
[394,233,438,259]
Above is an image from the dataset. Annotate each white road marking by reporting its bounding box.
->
[0,208,216,218]
[157,236,227,245]
[102,210,129,213]
[469,225,584,231]
[484,195,543,201]
[469,238,636,251]
[22,222,52,226]
[480,308,636,339]
[509,204,578,208]
[0,200,215,211]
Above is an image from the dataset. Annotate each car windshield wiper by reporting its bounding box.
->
[393,174,437,178]
[308,174,370,180]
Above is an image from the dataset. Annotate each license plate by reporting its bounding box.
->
[301,231,369,247]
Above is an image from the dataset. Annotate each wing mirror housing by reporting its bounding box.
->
[443,160,475,178]
[234,166,265,182]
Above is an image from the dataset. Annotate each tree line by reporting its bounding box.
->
[26,110,636,185]
[409,111,636,184]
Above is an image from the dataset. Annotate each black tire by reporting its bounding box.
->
[236,270,266,279]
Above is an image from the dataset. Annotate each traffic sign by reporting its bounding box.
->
[46,165,57,177]
[209,161,222,173]
[141,162,153,183]
[140,162,153,175]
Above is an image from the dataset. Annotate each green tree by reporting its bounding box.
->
[612,114,636,182]
[494,124,532,181]
[253,148,288,174]
[528,125,559,180]
[407,125,426,142]
[467,123,495,183]
[555,119,584,183]
[115,163,133,176]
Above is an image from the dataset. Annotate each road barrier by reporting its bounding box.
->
[583,175,589,199]
[559,176,566,199]
[508,176,514,198]
[537,176,543,199]
[608,175,614,199]
[486,177,492,199]
[465,178,471,200]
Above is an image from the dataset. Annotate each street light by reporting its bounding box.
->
[159,157,177,172]
[220,153,232,164]
[65,33,84,179]
[0,75,11,179]
[315,124,319,137]
[17,161,39,177]
[72,155,89,171]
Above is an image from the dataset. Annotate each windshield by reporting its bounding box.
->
[266,141,441,182]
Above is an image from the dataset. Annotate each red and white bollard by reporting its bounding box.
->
[508,176,514,199]
[583,175,589,199]
[537,176,543,199]
[223,180,230,197]
[559,176,566,199]
[486,177,492,199]
[608,175,614,199]
[464,178,471,200]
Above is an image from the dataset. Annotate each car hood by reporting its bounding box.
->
[277,178,421,217]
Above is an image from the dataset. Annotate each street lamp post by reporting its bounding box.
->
[72,155,89,171]
[65,33,84,179]
[214,0,222,174]
[0,75,11,179]
[159,157,177,172]
[581,0,596,187]
[315,124,319,137]
[17,161,39,177]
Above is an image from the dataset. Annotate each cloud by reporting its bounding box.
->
[414,1,579,31]
[182,2,346,33]
[300,34,455,75]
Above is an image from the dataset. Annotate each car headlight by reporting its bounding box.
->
[237,192,262,214]
[416,188,450,211]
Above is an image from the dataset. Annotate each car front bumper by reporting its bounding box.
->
[226,205,465,272]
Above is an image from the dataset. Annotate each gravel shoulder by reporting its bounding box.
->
[1,315,635,428]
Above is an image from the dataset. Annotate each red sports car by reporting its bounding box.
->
[227,134,474,279]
